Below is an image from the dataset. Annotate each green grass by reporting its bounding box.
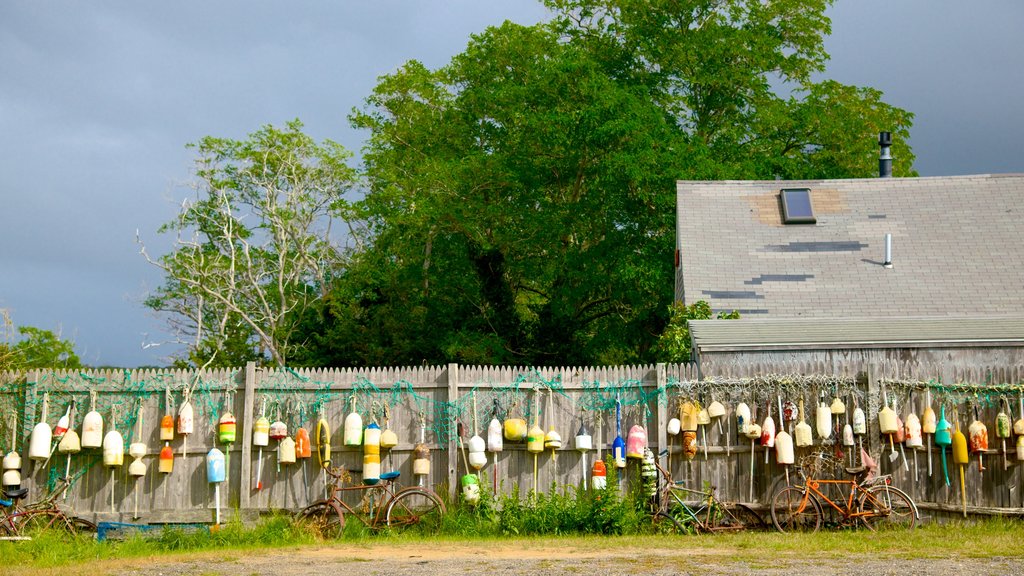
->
[4,509,1024,573]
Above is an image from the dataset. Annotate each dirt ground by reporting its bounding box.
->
[101,542,1022,576]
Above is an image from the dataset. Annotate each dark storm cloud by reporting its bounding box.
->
[0,1,1020,366]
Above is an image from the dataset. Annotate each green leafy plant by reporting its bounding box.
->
[652,300,739,363]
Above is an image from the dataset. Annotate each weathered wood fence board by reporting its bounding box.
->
[1,360,1022,524]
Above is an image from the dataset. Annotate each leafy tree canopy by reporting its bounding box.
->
[293,0,914,368]
[0,311,82,371]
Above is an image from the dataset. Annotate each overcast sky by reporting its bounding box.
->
[1,1,1022,368]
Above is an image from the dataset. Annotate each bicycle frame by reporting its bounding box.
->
[325,474,403,529]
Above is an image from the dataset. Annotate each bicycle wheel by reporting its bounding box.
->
[721,503,767,531]
[20,510,74,535]
[70,516,98,536]
[384,487,445,535]
[771,487,821,533]
[296,500,345,539]
[858,485,916,531]
[652,510,687,534]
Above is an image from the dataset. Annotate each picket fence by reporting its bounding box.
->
[2,360,1022,525]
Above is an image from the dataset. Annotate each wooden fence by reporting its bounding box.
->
[1,360,1022,525]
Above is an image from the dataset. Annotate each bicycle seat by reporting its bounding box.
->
[380,471,400,481]
[844,466,867,477]
[3,487,28,500]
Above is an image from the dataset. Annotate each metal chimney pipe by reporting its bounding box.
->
[879,131,893,178]
[883,233,893,268]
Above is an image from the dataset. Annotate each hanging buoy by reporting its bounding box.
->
[852,401,866,435]
[775,429,794,465]
[682,430,698,460]
[487,413,504,453]
[296,426,311,459]
[922,389,936,476]
[968,405,988,473]
[58,402,81,485]
[254,399,270,491]
[641,448,657,497]
[816,392,832,442]
[487,401,503,493]
[745,402,761,503]
[278,435,296,465]
[575,419,592,451]
[103,408,124,513]
[102,412,124,468]
[935,405,952,487]
[127,400,146,519]
[995,399,1011,470]
[412,412,430,478]
[905,405,923,481]
[254,413,270,445]
[879,388,899,461]
[782,400,797,424]
[612,394,626,469]
[315,413,331,470]
[3,415,21,489]
[830,395,846,415]
[468,393,487,470]
[219,412,237,445]
[575,415,591,487]
[270,402,290,474]
[178,390,194,461]
[591,458,607,490]
[527,394,545,455]
[29,392,52,461]
[708,396,727,455]
[735,402,751,436]
[380,403,398,450]
[160,414,174,441]
[951,413,969,518]
[344,397,362,447]
[543,389,561,459]
[794,398,812,448]
[207,447,226,525]
[666,411,681,436]
[54,403,71,439]
[761,402,776,464]
[503,403,528,442]
[680,400,698,433]
[626,425,647,460]
[159,444,174,474]
[364,419,381,482]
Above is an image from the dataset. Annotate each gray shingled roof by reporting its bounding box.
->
[689,317,1024,352]
[675,174,1024,318]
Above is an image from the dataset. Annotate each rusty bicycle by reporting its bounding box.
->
[295,465,445,538]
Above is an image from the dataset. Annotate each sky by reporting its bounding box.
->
[1,1,1022,368]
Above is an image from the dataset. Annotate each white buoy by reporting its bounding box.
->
[29,392,52,462]
[344,397,362,447]
[468,393,487,471]
[3,414,21,489]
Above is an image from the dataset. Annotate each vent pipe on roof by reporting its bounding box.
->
[883,233,893,269]
[878,131,893,178]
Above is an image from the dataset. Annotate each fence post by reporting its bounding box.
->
[656,363,667,467]
[239,362,256,510]
[446,363,459,502]
[23,370,38,498]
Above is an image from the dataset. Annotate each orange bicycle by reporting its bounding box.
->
[296,466,445,538]
[770,454,916,533]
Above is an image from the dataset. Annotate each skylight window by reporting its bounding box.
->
[781,188,816,224]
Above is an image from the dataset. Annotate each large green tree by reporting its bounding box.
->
[141,120,358,368]
[299,1,916,367]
